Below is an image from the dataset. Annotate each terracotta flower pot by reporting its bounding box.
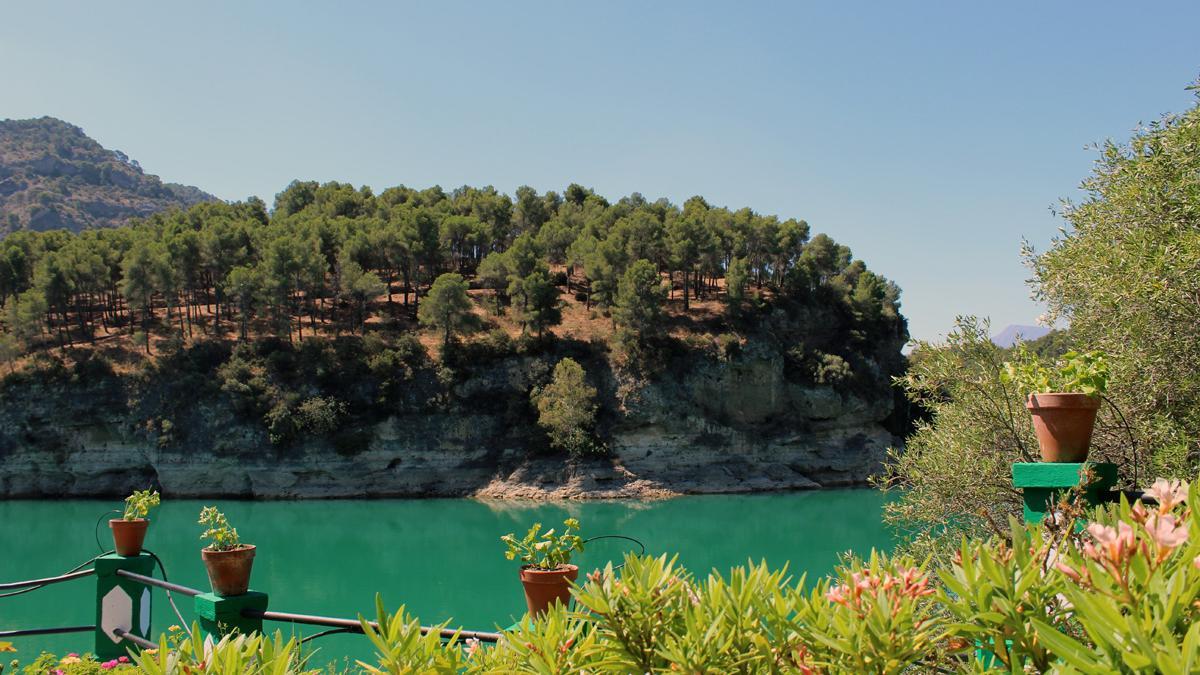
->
[110,518,150,556]
[201,545,256,596]
[519,564,578,617]
[1027,393,1101,463]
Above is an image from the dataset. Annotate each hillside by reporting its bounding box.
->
[0,116,216,235]
[0,181,909,498]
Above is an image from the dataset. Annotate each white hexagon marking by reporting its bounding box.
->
[139,588,151,636]
[101,586,133,644]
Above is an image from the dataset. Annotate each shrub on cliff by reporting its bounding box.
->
[532,357,602,456]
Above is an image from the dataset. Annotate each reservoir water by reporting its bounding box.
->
[1,490,893,667]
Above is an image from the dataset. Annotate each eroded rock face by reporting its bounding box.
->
[0,346,899,500]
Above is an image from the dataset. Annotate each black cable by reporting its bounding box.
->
[583,534,646,570]
[142,548,193,636]
[299,627,356,644]
[92,509,192,635]
[95,508,123,552]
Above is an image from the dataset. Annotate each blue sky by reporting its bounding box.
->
[3,2,1198,341]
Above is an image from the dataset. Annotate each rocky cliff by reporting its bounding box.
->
[0,339,898,500]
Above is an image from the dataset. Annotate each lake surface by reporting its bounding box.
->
[0,490,893,667]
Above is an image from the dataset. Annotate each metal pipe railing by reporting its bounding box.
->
[0,625,96,638]
[115,569,201,597]
[242,609,502,643]
[1,568,95,591]
[114,627,159,650]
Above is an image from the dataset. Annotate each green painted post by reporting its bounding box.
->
[1011,462,1118,524]
[194,591,269,638]
[94,553,156,660]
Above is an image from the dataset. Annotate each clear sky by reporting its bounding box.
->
[3,2,1198,341]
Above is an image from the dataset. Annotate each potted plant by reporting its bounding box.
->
[501,518,585,617]
[198,506,255,596]
[110,488,160,556]
[1003,349,1109,463]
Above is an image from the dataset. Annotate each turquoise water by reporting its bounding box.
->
[0,491,893,667]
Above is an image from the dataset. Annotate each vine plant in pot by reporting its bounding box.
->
[198,506,255,596]
[501,518,585,617]
[110,488,160,556]
[1003,348,1109,463]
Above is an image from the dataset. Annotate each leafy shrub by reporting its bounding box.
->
[812,351,851,385]
[531,358,602,455]
[294,396,346,435]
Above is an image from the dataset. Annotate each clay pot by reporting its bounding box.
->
[109,519,150,556]
[201,545,256,596]
[519,564,578,616]
[1027,393,1101,462]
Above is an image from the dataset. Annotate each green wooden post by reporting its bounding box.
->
[1011,462,1118,524]
[94,553,156,660]
[194,591,269,638]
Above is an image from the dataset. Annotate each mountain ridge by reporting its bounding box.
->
[0,116,217,235]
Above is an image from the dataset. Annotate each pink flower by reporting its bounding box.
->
[1086,521,1135,563]
[1145,478,1189,512]
[101,658,118,669]
[1145,513,1189,551]
[118,656,129,663]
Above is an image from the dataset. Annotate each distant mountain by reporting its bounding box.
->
[0,116,217,236]
[992,324,1051,348]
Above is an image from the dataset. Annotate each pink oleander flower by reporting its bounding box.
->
[101,659,118,669]
[1145,513,1189,551]
[117,656,129,663]
[1085,521,1135,563]
[465,637,482,659]
[1145,478,1189,512]
[1055,560,1082,582]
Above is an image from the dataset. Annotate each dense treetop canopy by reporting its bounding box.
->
[0,179,906,388]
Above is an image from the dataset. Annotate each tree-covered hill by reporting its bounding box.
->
[0,117,216,235]
[0,179,908,496]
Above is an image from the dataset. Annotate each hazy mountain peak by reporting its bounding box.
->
[991,324,1050,348]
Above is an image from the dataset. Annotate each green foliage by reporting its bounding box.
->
[198,506,241,551]
[1002,346,1110,397]
[795,552,941,674]
[0,333,20,374]
[1029,80,1200,476]
[532,358,600,456]
[418,273,476,348]
[500,518,584,570]
[134,622,316,675]
[356,595,462,674]
[122,487,160,521]
[811,351,852,385]
[612,259,666,356]
[293,396,346,435]
[877,318,1042,558]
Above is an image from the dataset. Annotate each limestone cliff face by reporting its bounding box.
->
[0,343,898,499]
